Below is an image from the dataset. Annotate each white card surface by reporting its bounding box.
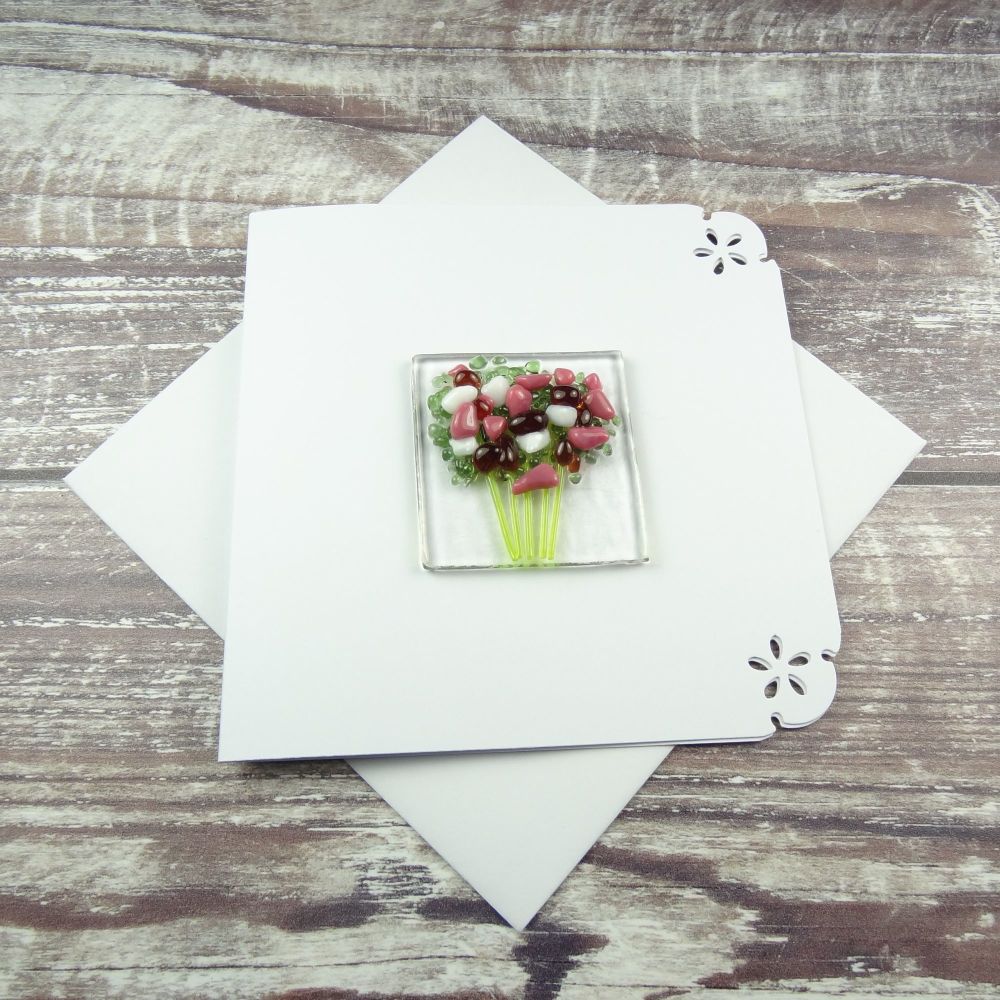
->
[66,119,924,928]
[222,203,841,759]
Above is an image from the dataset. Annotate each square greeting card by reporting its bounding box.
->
[218,204,841,760]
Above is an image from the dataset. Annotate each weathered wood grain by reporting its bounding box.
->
[3,0,999,54]
[1,484,997,997]
[2,32,997,182]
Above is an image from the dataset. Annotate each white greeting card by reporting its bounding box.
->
[221,203,841,760]
[66,119,923,927]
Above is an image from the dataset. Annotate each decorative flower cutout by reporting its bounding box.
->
[748,635,833,701]
[694,229,747,274]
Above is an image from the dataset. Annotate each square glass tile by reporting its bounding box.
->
[413,351,648,570]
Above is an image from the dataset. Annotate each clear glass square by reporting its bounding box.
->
[413,351,648,570]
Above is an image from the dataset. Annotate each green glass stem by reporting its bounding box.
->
[486,475,517,562]
[523,491,534,560]
[508,479,522,560]
[490,476,563,566]
[547,467,565,560]
[540,487,550,559]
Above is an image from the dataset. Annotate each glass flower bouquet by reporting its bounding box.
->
[425,355,621,564]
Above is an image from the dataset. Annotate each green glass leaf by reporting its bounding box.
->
[427,386,449,417]
[432,373,449,389]
[441,448,453,461]
[569,472,582,484]
[575,371,585,382]
[525,359,541,374]
[469,354,487,369]
[612,415,623,426]
[603,443,613,455]
[491,355,507,365]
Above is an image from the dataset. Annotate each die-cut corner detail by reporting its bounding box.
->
[748,635,838,729]
[693,210,769,268]
[693,227,749,274]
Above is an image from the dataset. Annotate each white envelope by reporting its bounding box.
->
[66,118,924,928]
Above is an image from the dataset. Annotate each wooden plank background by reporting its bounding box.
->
[0,2,997,996]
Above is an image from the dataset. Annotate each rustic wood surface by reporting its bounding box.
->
[1,2,997,997]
